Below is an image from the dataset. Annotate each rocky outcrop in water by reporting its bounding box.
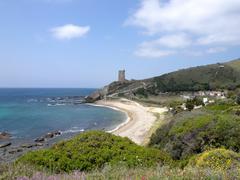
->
[85,85,110,103]
[0,142,11,148]
[0,132,11,140]
[35,130,61,143]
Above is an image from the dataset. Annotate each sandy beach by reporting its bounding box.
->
[96,98,168,145]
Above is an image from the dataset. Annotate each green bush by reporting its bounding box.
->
[189,148,240,171]
[18,131,171,173]
[185,97,204,111]
[150,103,240,160]
[134,88,148,98]
[186,100,194,111]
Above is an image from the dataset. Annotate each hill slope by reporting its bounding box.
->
[147,59,240,92]
[86,59,240,101]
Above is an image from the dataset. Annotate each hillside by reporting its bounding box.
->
[149,102,240,160]
[227,58,240,72]
[146,60,240,93]
[98,59,240,99]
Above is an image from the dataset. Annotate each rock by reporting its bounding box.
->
[0,132,11,140]
[53,130,61,136]
[85,85,111,103]
[8,149,23,154]
[35,137,45,143]
[44,130,61,139]
[85,91,102,103]
[35,130,61,144]
[0,142,11,148]
[44,133,54,139]
[36,143,44,146]
[21,143,37,148]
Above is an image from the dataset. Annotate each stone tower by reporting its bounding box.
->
[118,70,125,82]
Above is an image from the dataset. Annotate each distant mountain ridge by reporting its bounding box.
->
[86,58,240,101]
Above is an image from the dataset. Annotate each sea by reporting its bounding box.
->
[0,88,127,145]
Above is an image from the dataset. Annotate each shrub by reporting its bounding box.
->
[186,98,204,111]
[169,100,183,108]
[192,97,204,106]
[18,131,171,173]
[186,100,194,111]
[149,103,240,160]
[189,148,240,171]
[134,88,148,98]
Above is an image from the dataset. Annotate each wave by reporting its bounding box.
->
[61,128,85,134]
[47,103,66,107]
[86,103,130,133]
[86,103,123,112]
[27,98,38,103]
[107,116,131,133]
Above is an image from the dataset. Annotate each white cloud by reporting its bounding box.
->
[50,24,90,40]
[127,0,240,58]
[207,47,227,54]
[141,34,192,49]
[135,45,175,58]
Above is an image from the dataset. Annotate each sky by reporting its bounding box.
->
[0,0,239,88]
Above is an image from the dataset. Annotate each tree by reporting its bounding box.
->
[186,100,194,111]
[193,97,204,106]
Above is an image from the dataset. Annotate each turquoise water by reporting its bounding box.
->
[0,88,126,144]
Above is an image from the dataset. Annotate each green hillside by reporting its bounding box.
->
[86,58,240,101]
[147,59,240,93]
[227,58,240,72]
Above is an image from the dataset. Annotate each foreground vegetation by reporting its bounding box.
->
[17,131,171,173]
[2,129,240,179]
[1,163,240,180]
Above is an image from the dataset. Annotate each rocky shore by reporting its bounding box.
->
[0,130,62,163]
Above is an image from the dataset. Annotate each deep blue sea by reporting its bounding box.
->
[0,88,126,144]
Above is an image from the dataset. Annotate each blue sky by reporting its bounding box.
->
[0,0,239,88]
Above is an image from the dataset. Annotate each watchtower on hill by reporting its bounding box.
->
[118,70,126,82]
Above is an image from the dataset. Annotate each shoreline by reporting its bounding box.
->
[95,98,168,145]
[87,103,131,133]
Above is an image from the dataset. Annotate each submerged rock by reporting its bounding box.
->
[21,144,35,148]
[35,137,45,143]
[8,148,23,154]
[0,132,11,140]
[35,130,61,143]
[36,143,44,146]
[44,130,61,139]
[0,142,11,148]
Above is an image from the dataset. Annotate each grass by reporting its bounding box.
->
[1,163,240,180]
[169,115,213,136]
[142,111,169,146]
